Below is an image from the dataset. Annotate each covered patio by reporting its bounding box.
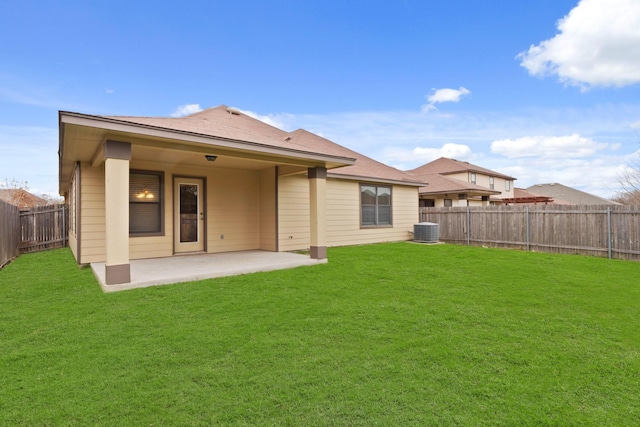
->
[91,250,327,292]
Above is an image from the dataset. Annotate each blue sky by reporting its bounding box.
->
[1,0,640,198]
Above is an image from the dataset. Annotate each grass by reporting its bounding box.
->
[0,243,639,426]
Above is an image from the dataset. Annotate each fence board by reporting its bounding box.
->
[19,204,68,254]
[0,199,21,267]
[420,205,640,261]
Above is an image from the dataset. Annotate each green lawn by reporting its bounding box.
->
[1,243,639,426]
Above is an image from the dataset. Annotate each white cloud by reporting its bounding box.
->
[491,134,608,159]
[170,103,203,117]
[518,0,640,88]
[237,108,285,129]
[383,143,474,164]
[631,119,640,129]
[422,87,471,112]
[105,88,114,94]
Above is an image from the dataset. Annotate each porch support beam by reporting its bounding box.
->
[104,140,131,285]
[308,167,327,260]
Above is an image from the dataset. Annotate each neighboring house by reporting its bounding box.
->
[406,157,516,207]
[501,188,554,205]
[526,183,621,205]
[58,106,425,285]
[0,189,48,210]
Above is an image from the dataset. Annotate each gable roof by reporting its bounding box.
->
[415,174,501,196]
[526,183,620,205]
[0,189,48,209]
[406,157,516,180]
[285,129,425,185]
[60,105,424,189]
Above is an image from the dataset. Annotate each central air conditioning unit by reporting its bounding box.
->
[413,222,439,243]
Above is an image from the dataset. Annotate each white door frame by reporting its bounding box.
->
[174,177,205,253]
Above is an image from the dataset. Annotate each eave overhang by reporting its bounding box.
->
[327,172,427,187]
[59,111,357,193]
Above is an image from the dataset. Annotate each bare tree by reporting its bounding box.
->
[614,153,640,205]
[0,178,29,190]
[0,178,63,205]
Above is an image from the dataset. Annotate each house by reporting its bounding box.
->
[58,106,425,285]
[501,187,554,205]
[525,183,621,205]
[0,189,48,210]
[406,157,516,207]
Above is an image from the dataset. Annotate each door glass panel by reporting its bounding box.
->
[180,184,198,243]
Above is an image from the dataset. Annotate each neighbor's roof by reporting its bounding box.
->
[0,189,48,209]
[406,157,516,181]
[416,174,501,196]
[500,187,555,204]
[60,106,424,187]
[526,183,621,205]
[285,129,425,184]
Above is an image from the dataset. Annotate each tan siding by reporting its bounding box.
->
[445,171,515,199]
[67,165,79,261]
[446,171,470,183]
[68,233,78,261]
[259,167,277,251]
[278,174,310,251]
[278,175,419,251]
[78,163,106,263]
[207,168,260,253]
[128,161,262,258]
[326,180,417,246]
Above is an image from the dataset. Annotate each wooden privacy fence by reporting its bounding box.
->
[19,204,68,254]
[0,199,20,267]
[419,205,640,261]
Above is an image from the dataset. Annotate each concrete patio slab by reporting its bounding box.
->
[91,250,327,293]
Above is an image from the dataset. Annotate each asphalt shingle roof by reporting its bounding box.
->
[102,106,423,185]
[406,157,516,181]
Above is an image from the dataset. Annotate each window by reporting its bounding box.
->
[361,184,392,227]
[129,170,164,235]
[444,199,453,207]
[489,177,494,190]
[470,172,476,185]
[505,180,511,192]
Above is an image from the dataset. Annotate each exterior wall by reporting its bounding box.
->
[278,174,418,251]
[76,159,274,263]
[277,174,310,252]
[67,164,79,261]
[206,166,261,253]
[78,162,106,264]
[426,196,468,208]
[445,171,515,199]
[497,177,515,199]
[326,179,417,246]
[259,167,277,251]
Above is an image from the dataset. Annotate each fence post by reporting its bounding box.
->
[62,204,66,248]
[526,206,530,251]
[466,206,470,246]
[607,206,611,259]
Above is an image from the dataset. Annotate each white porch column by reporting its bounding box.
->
[308,167,327,260]
[104,141,131,284]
